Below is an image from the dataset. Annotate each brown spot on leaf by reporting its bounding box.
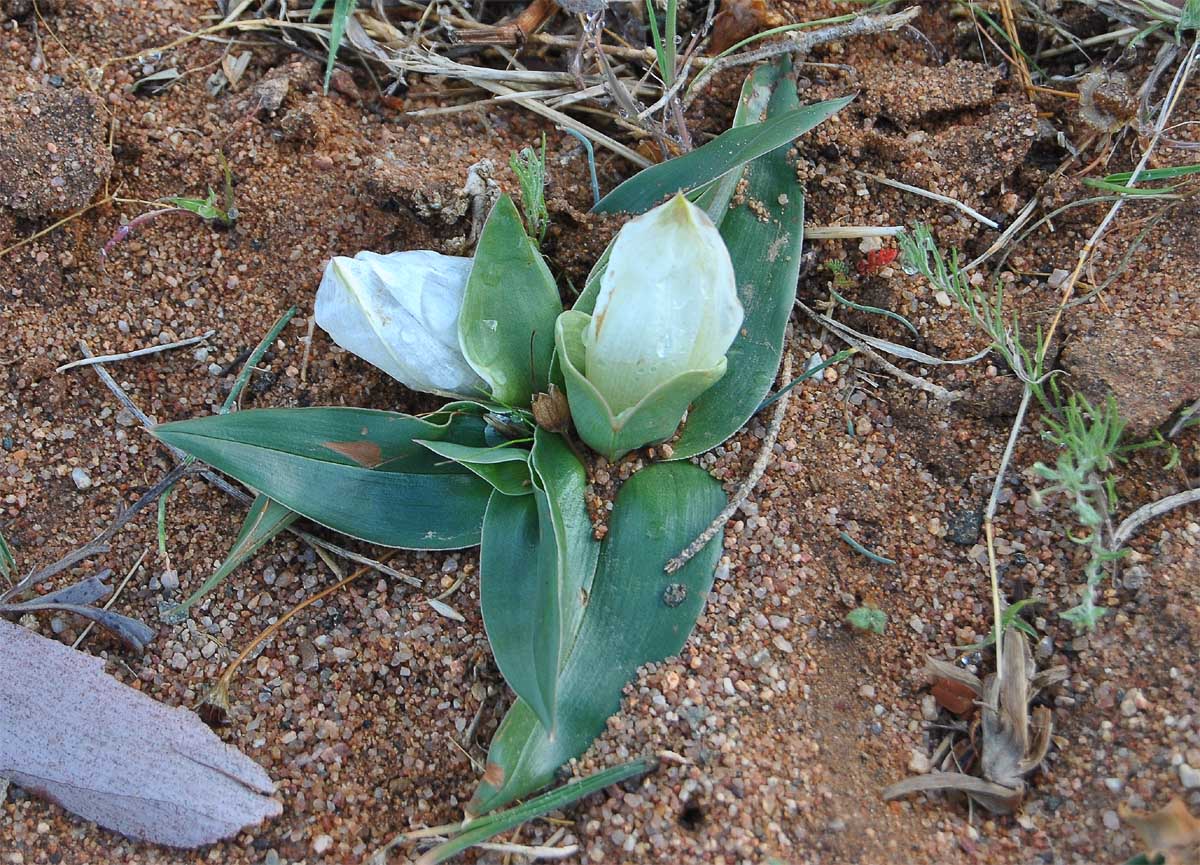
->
[323,439,383,467]
[482,762,506,788]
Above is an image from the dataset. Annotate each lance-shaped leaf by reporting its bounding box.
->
[592,94,851,215]
[692,62,783,222]
[670,56,814,459]
[154,407,492,549]
[469,461,725,814]
[479,430,599,734]
[162,495,299,622]
[572,65,778,317]
[458,194,563,407]
[415,440,533,497]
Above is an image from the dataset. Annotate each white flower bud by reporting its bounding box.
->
[314,249,488,398]
[583,194,742,414]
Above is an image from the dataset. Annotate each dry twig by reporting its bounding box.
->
[665,350,794,573]
[57,331,216,373]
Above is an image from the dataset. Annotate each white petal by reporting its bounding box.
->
[583,195,742,414]
[314,250,488,397]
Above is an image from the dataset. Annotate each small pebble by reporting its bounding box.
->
[908,749,931,774]
[1102,810,1120,831]
[312,834,333,854]
[921,694,939,721]
[160,570,179,591]
[71,468,93,490]
[1180,764,1200,789]
[1120,688,1144,717]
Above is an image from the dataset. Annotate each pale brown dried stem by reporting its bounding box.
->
[665,350,794,574]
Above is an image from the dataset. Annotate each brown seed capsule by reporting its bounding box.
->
[532,384,571,433]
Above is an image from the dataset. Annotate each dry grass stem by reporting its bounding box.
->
[57,330,216,373]
[665,350,795,574]
[856,170,1000,230]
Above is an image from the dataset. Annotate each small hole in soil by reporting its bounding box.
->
[678,803,706,830]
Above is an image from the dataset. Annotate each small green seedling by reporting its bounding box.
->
[1033,393,1128,630]
[509,135,550,244]
[957,598,1040,651]
[103,158,237,258]
[847,605,887,634]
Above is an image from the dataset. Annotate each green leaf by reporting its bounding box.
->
[479,431,599,734]
[415,439,533,496]
[167,189,225,221]
[468,461,726,815]
[529,430,600,651]
[0,530,13,581]
[480,494,556,730]
[459,195,563,407]
[555,310,724,461]
[418,759,653,865]
[163,495,299,622]
[1179,0,1199,36]
[320,0,357,94]
[1102,164,1200,183]
[153,407,492,549]
[694,61,784,223]
[572,61,783,317]
[670,57,811,459]
[592,95,851,214]
[846,606,887,635]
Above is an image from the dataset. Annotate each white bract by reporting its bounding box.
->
[583,194,742,415]
[314,249,488,398]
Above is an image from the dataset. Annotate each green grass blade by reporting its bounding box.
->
[830,288,920,336]
[644,0,670,86]
[163,495,299,622]
[757,349,855,412]
[418,759,653,864]
[592,96,852,214]
[1102,163,1200,183]
[839,530,895,565]
[663,0,677,86]
[0,530,14,581]
[322,0,356,94]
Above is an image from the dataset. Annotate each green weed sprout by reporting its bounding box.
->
[847,605,887,634]
[898,224,1047,400]
[1031,393,1128,630]
[510,135,550,244]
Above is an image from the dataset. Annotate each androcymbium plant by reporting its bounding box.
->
[155,58,845,816]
